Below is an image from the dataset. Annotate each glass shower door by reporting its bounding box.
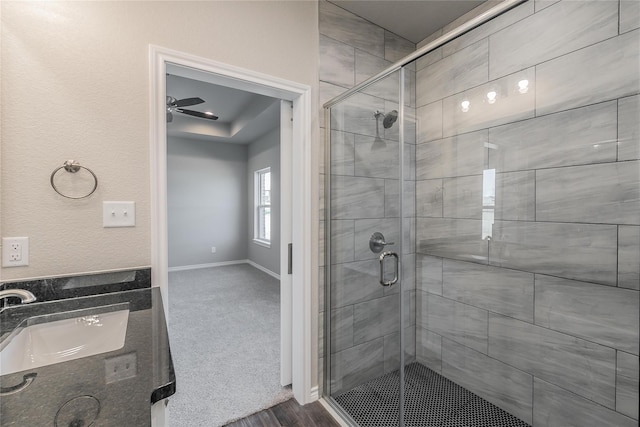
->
[325,67,415,427]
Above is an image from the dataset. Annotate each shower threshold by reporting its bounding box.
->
[334,362,531,427]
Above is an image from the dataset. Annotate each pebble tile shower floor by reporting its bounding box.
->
[334,363,531,427]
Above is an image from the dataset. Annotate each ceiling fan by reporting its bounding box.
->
[166,96,218,123]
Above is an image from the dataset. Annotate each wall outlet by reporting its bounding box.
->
[2,237,29,267]
[104,352,137,383]
[211,247,216,253]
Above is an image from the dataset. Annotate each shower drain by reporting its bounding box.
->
[334,363,531,427]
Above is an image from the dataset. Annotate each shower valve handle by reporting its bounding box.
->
[369,232,395,254]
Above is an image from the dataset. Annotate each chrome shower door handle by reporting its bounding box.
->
[379,251,399,287]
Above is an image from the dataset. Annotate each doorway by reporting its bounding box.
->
[149,46,315,425]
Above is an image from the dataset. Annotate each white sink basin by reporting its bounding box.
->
[0,303,129,376]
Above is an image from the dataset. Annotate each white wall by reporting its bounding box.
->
[167,137,248,268]
[0,1,319,281]
[247,127,281,275]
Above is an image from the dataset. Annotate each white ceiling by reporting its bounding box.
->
[168,1,485,143]
[330,0,485,44]
[166,74,280,144]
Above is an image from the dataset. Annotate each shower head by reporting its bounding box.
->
[374,109,399,129]
[383,110,398,129]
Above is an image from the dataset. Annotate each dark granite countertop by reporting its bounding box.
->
[0,269,175,427]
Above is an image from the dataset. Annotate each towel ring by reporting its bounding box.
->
[50,160,98,199]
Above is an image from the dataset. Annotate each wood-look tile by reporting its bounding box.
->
[321,81,350,129]
[618,95,640,161]
[619,225,640,290]
[419,293,488,354]
[320,35,355,88]
[489,0,618,79]
[330,305,354,353]
[443,175,483,219]
[416,130,488,180]
[488,101,618,172]
[489,313,616,408]
[494,171,535,221]
[417,218,488,264]
[329,220,354,265]
[443,259,534,323]
[416,39,488,108]
[383,326,416,374]
[441,339,533,424]
[330,175,385,220]
[416,179,443,218]
[534,274,639,355]
[416,325,442,373]
[533,378,638,427]
[621,0,640,34]
[330,91,385,138]
[442,68,535,138]
[384,30,415,64]
[330,259,384,308]
[536,29,640,116]
[270,399,341,427]
[384,179,415,219]
[329,130,355,176]
[225,409,281,427]
[354,134,398,179]
[489,221,618,286]
[416,101,443,144]
[534,0,559,13]
[355,50,403,104]
[536,161,640,225]
[330,337,385,395]
[319,0,385,58]
[616,351,640,420]
[442,1,534,58]
[416,255,443,295]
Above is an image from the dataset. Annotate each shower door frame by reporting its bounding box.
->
[322,0,528,424]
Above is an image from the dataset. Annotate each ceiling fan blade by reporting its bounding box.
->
[174,97,205,108]
[167,111,173,123]
[178,109,218,120]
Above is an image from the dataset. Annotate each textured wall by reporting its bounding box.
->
[0,1,319,281]
[414,0,639,425]
[247,127,281,275]
[167,137,248,268]
[318,0,417,395]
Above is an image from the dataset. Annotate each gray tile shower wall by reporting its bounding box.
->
[415,1,640,426]
[319,0,417,396]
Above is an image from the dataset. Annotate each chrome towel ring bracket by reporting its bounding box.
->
[50,160,98,199]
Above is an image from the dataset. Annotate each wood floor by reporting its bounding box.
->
[224,399,342,427]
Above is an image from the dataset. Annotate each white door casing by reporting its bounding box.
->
[148,45,314,412]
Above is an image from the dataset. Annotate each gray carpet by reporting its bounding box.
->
[167,264,293,427]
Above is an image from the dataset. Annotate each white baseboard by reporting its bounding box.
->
[246,260,281,280]
[168,259,281,281]
[168,260,247,272]
[309,385,319,401]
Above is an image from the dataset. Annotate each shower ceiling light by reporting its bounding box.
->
[461,100,470,112]
[487,91,497,104]
[518,79,529,94]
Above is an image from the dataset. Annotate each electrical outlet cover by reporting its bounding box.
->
[104,352,137,383]
[2,237,29,267]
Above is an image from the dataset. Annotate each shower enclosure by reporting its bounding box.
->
[323,0,640,426]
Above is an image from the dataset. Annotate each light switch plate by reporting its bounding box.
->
[103,201,136,228]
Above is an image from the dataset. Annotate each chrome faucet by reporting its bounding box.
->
[0,289,37,305]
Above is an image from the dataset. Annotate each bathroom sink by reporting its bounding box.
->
[0,303,129,376]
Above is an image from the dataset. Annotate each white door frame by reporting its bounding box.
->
[149,45,315,405]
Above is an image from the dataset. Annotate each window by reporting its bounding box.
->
[254,167,271,246]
